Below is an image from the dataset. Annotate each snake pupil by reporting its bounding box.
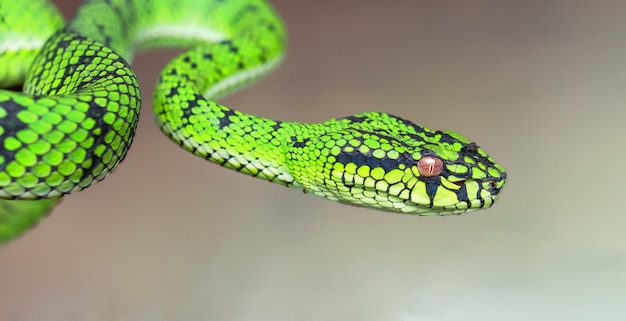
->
[417,156,443,177]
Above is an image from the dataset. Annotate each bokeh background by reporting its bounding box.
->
[2,0,626,320]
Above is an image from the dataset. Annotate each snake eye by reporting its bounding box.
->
[417,156,443,177]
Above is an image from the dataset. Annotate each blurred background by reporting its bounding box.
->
[2,0,626,320]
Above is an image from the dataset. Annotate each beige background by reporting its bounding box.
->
[2,0,626,320]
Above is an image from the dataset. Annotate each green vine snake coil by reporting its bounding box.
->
[0,0,507,244]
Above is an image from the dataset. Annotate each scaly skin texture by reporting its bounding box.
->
[0,0,64,87]
[0,0,506,244]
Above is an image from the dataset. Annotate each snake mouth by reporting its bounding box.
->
[450,180,465,187]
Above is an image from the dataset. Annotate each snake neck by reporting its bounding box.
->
[158,100,300,186]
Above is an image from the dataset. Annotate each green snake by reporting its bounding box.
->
[0,0,507,244]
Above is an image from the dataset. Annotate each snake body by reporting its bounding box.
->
[0,0,506,243]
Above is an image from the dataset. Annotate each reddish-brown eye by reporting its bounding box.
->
[417,156,443,177]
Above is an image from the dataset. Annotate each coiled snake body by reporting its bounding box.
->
[0,0,507,243]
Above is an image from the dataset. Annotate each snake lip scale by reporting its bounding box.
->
[0,0,506,243]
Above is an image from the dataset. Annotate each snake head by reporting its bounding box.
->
[286,112,506,215]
